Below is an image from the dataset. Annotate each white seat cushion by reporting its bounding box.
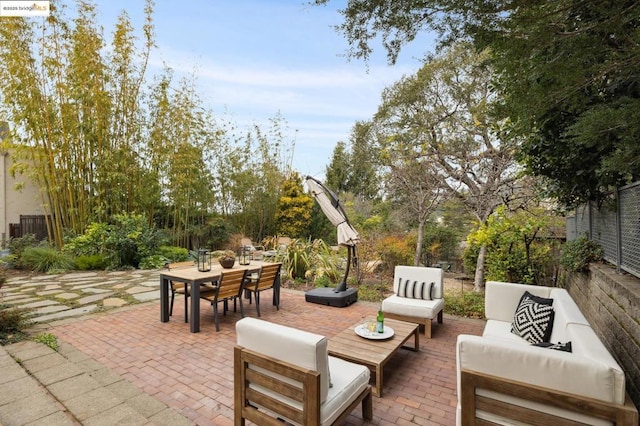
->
[321,356,370,426]
[381,294,444,319]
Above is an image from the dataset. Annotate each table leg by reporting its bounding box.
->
[190,280,200,333]
[374,365,383,397]
[160,276,169,323]
[402,327,420,351]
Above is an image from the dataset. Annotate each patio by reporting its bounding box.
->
[50,287,485,425]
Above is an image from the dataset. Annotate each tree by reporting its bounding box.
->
[324,141,351,193]
[0,0,156,246]
[380,145,445,266]
[373,44,521,291]
[314,0,640,208]
[275,172,314,238]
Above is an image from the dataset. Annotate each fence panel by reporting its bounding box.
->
[568,182,640,279]
[619,182,640,278]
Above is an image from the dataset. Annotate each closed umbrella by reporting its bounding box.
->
[306,176,358,292]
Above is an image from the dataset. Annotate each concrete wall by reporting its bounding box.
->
[1,152,44,246]
[563,263,640,410]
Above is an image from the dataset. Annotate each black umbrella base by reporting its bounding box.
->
[305,287,358,307]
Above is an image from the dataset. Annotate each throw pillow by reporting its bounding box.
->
[397,278,434,300]
[511,292,555,344]
[532,341,572,352]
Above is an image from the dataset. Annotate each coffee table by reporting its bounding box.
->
[328,318,419,397]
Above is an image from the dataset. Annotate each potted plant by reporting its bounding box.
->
[218,250,236,269]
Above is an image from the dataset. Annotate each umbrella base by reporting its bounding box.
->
[305,287,358,308]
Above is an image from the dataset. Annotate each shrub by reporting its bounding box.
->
[376,235,413,272]
[560,236,604,272]
[139,255,168,270]
[445,291,485,319]
[0,307,31,345]
[8,234,39,258]
[74,254,109,270]
[65,213,166,269]
[158,246,189,262]
[19,247,74,273]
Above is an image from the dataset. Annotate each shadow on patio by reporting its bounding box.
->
[51,288,485,425]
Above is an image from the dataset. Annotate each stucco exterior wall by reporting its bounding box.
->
[1,152,44,246]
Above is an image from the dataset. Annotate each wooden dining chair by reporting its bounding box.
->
[244,263,282,317]
[200,269,248,331]
[165,260,216,322]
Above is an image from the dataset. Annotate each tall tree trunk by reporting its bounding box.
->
[414,219,425,266]
[474,244,487,292]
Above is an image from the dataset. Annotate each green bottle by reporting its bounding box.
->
[376,309,384,333]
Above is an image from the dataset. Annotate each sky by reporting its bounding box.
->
[92,0,433,179]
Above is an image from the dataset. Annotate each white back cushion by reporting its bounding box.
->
[393,266,444,299]
[484,281,553,322]
[236,317,330,403]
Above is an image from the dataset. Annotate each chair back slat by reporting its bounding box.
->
[256,263,281,290]
[217,269,247,299]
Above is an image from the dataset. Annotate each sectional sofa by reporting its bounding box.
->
[456,281,639,425]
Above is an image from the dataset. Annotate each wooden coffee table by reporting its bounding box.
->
[328,318,419,397]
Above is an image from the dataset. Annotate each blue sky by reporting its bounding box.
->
[94,0,432,178]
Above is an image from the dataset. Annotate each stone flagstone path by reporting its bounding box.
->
[1,269,161,324]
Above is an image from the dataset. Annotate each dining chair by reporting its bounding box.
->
[200,268,248,331]
[244,263,282,317]
[165,260,216,323]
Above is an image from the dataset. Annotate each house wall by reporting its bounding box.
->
[563,263,640,411]
[1,152,44,246]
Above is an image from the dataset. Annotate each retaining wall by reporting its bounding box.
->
[563,263,640,410]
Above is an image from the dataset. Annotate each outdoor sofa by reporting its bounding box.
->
[456,280,639,425]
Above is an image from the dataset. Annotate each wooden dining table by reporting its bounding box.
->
[159,261,281,333]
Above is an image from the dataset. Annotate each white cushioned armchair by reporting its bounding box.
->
[381,265,444,338]
[234,317,372,425]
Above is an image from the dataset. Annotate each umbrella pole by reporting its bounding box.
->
[334,246,351,293]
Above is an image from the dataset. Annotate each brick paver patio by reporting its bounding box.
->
[51,288,484,425]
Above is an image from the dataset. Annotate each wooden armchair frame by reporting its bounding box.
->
[234,345,372,425]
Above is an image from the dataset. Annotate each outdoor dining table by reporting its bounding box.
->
[159,261,280,333]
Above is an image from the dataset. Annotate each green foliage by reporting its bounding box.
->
[19,247,74,273]
[314,275,332,288]
[0,307,30,345]
[463,207,562,286]
[560,237,604,273]
[445,291,485,319]
[63,223,109,257]
[8,234,40,259]
[106,213,164,269]
[74,255,109,271]
[279,238,338,282]
[33,333,58,351]
[66,213,164,269]
[139,255,168,270]
[158,246,189,262]
[317,0,640,207]
[421,223,460,266]
[275,172,314,238]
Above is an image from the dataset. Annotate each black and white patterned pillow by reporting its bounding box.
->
[397,278,434,300]
[511,291,555,344]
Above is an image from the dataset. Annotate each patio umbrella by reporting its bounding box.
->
[305,176,359,292]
